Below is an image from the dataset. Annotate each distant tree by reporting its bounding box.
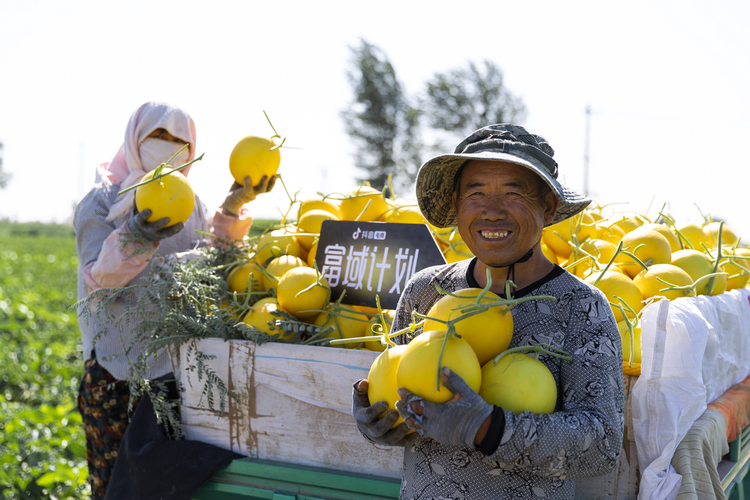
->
[422,60,527,147]
[341,40,422,193]
[342,47,526,190]
[0,142,10,189]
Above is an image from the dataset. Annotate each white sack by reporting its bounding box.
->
[634,289,750,500]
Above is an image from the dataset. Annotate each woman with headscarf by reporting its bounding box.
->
[74,102,272,499]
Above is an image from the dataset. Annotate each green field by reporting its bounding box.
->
[0,221,88,499]
[0,219,283,499]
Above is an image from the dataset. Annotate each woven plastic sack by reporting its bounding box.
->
[633,289,750,500]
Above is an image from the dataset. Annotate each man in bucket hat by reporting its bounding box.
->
[352,124,624,499]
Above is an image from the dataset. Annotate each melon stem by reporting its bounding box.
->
[592,241,624,286]
[117,148,203,196]
[612,300,639,368]
[263,110,280,138]
[655,272,728,295]
[705,221,724,294]
[354,199,373,222]
[376,296,396,348]
[490,343,572,365]
[269,137,286,151]
[276,174,295,205]
[657,210,696,250]
[327,319,425,346]
[620,243,650,271]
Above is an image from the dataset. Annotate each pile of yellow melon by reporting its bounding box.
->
[542,208,749,366]
[226,185,443,349]
[230,188,749,364]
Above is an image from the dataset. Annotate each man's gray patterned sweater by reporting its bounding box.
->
[390,258,624,500]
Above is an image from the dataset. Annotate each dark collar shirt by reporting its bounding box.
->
[390,258,625,500]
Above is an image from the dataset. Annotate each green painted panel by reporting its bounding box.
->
[192,481,275,500]
[732,426,750,462]
[193,458,400,500]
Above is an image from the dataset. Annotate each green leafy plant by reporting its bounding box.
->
[0,223,89,498]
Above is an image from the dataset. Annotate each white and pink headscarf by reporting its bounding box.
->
[96,102,197,222]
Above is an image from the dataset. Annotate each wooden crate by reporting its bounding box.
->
[173,340,641,494]
[172,338,404,479]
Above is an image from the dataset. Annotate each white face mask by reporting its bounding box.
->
[139,138,190,172]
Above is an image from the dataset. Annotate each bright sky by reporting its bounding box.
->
[1,1,749,238]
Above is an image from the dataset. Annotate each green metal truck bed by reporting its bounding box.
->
[722,424,750,500]
[192,458,401,500]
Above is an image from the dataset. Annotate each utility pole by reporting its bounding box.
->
[0,140,10,189]
[583,105,591,196]
[78,142,85,201]
[320,166,328,195]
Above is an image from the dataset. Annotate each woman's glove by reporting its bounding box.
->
[396,368,493,449]
[128,207,184,242]
[222,175,276,216]
[352,380,417,447]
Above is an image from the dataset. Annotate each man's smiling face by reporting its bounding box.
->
[452,160,557,269]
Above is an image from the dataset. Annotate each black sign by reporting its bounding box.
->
[314,220,447,309]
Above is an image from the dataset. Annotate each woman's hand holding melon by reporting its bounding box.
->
[222,174,277,216]
[128,206,184,242]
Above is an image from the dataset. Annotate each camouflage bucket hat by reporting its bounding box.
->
[416,124,591,228]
